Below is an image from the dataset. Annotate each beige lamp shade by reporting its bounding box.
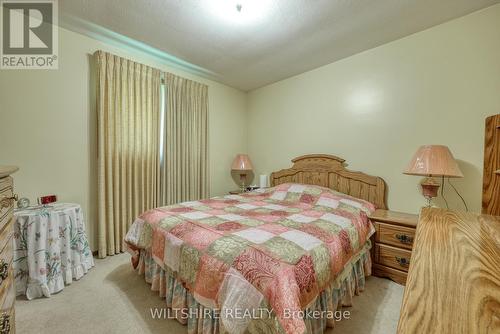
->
[404,145,464,178]
[231,154,254,171]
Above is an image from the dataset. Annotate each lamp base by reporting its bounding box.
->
[239,174,247,192]
[421,177,440,207]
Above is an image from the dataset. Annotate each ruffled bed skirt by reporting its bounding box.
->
[134,246,371,334]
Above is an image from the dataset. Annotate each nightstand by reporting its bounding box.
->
[369,209,419,285]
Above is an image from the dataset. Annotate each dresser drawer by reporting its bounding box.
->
[0,178,13,234]
[0,226,13,270]
[374,243,412,272]
[372,263,407,285]
[374,222,415,250]
[0,271,15,334]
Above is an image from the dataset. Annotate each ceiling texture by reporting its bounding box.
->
[60,0,499,91]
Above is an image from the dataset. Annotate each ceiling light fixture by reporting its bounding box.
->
[203,0,272,25]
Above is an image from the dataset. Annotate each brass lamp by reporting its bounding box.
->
[404,145,463,207]
[231,154,254,192]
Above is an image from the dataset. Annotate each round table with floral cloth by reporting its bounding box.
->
[13,203,95,300]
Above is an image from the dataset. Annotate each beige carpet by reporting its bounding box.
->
[16,254,404,334]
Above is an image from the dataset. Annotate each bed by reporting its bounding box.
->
[125,154,387,334]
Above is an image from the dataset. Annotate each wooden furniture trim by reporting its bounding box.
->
[482,114,500,215]
[270,154,387,209]
[398,208,500,333]
[369,209,418,228]
[372,263,407,285]
[0,167,18,179]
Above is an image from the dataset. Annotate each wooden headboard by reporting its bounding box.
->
[270,154,388,209]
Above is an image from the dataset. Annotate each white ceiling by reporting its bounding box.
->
[60,0,499,91]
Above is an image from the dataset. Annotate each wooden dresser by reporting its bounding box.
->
[0,166,18,334]
[369,209,419,285]
[398,208,500,334]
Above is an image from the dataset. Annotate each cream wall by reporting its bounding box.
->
[0,28,247,251]
[1,5,499,253]
[247,5,500,214]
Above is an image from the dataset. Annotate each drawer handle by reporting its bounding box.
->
[395,256,410,267]
[395,233,413,244]
[0,260,8,283]
[0,312,10,334]
[0,194,18,209]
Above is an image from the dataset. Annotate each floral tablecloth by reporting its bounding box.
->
[13,203,95,300]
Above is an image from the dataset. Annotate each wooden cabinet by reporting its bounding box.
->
[369,209,419,285]
[0,166,18,334]
[482,114,500,215]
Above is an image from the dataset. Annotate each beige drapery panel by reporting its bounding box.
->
[95,51,161,258]
[161,72,209,205]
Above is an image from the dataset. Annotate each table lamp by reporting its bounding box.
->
[403,145,463,207]
[231,154,254,192]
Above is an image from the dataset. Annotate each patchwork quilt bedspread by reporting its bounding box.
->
[125,183,376,334]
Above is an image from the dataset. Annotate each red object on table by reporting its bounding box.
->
[38,195,57,205]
